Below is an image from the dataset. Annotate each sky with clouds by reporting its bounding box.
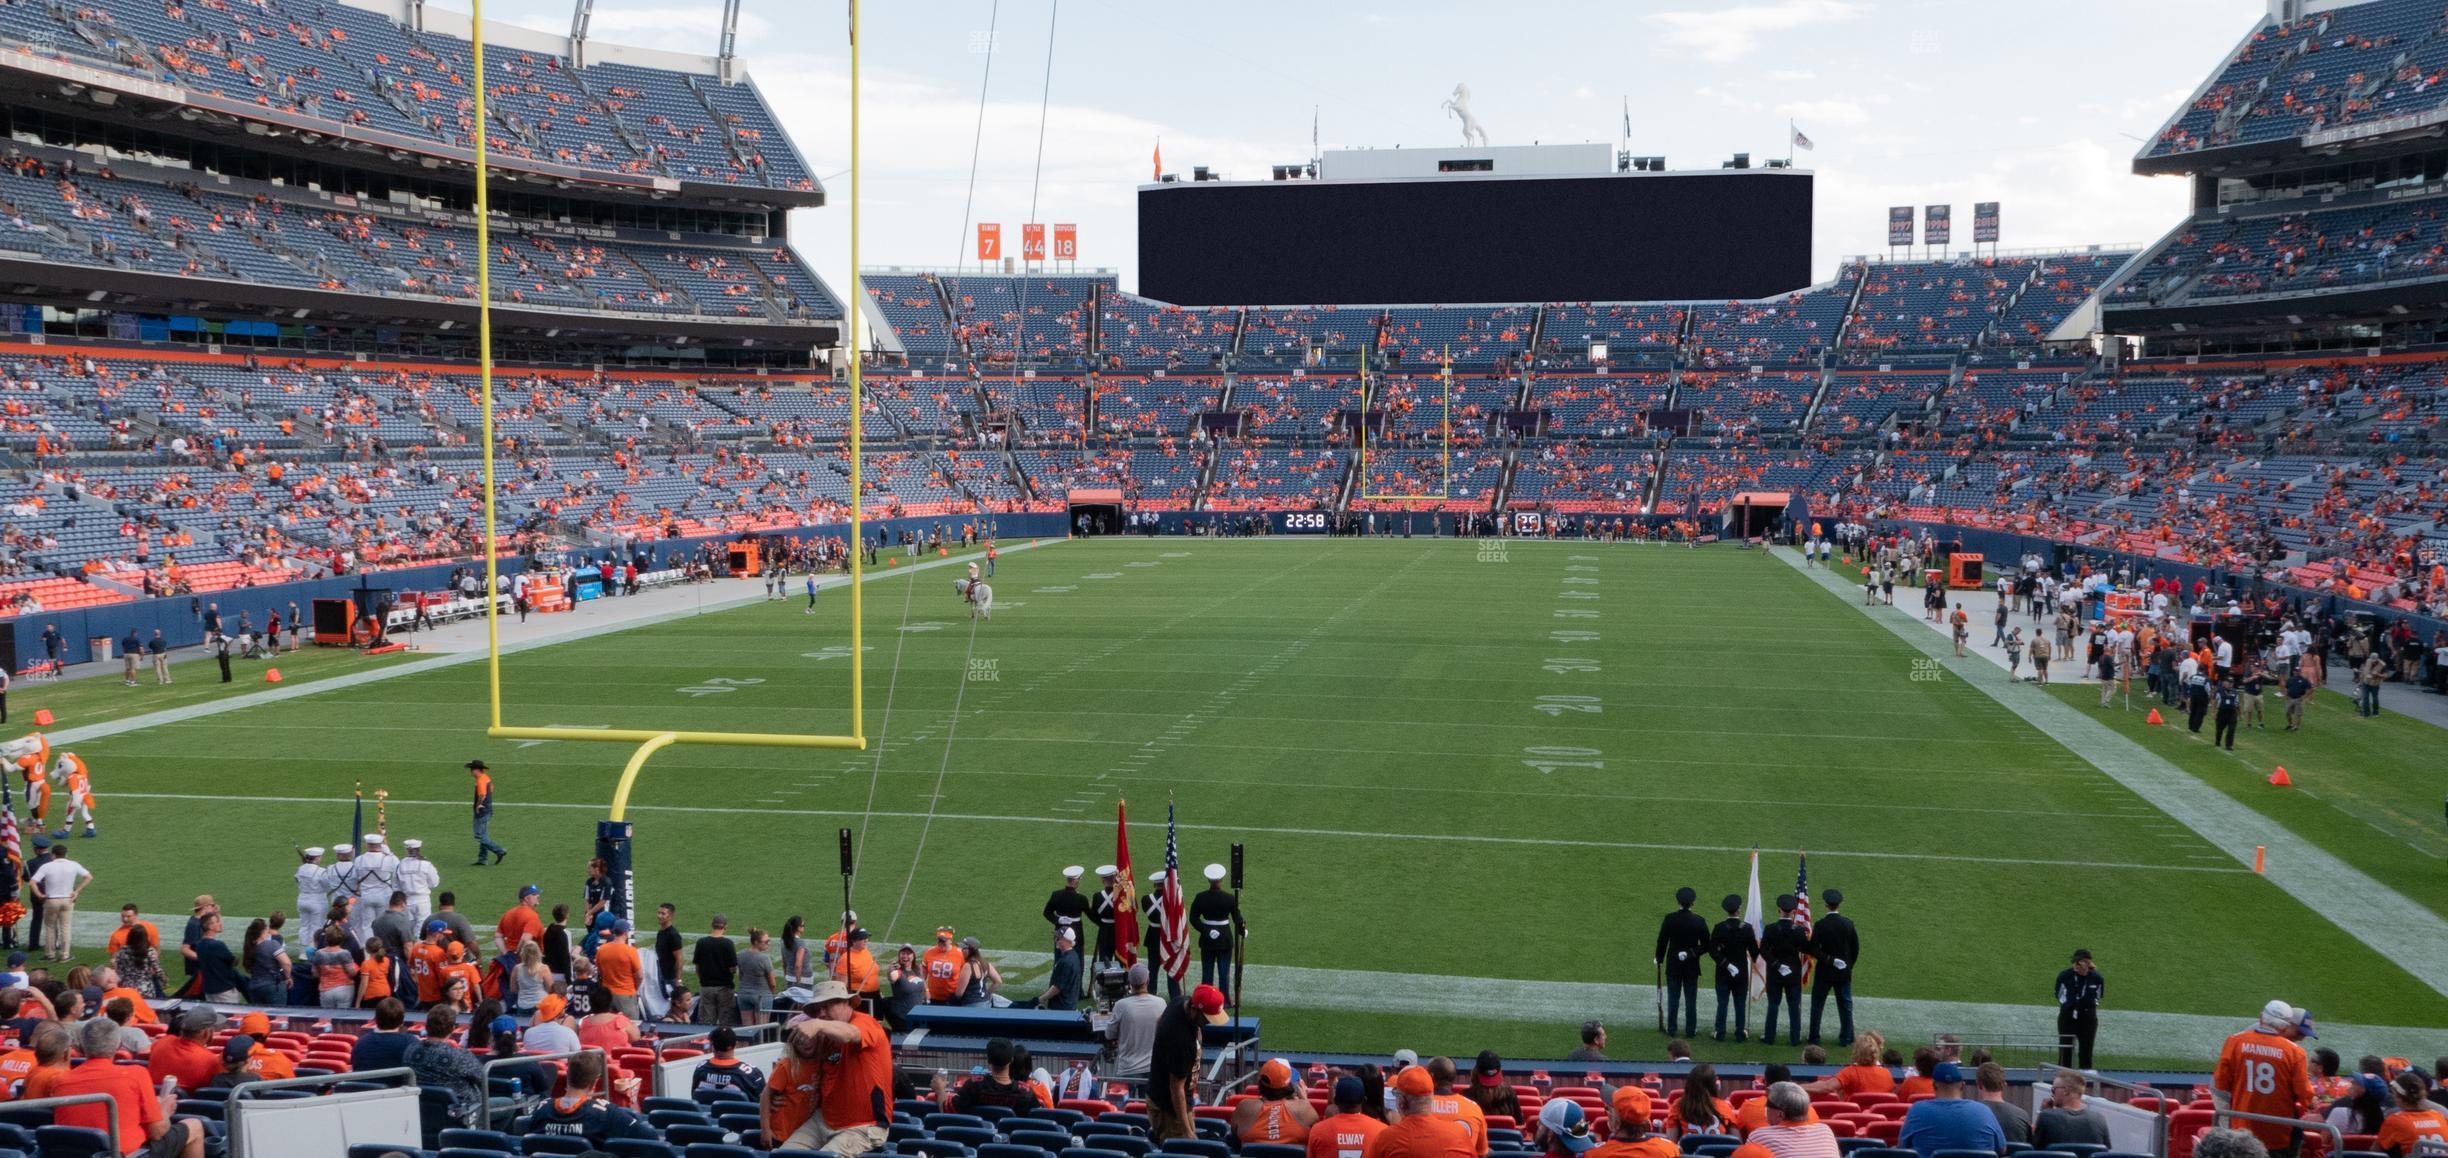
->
[427,0,2267,298]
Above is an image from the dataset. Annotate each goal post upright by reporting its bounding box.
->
[474,0,868,771]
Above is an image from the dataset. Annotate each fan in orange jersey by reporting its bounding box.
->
[2213,1000,2318,1157]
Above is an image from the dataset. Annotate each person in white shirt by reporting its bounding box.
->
[347,838,400,945]
[1105,962,1168,1080]
[30,850,91,962]
[397,840,442,926]
[294,847,330,933]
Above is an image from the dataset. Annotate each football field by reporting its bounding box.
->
[48,537,2448,1068]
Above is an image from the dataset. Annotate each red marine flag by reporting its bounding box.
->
[1113,799,1139,965]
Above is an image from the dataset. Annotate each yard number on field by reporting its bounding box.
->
[679,677,766,697]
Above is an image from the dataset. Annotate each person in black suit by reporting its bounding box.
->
[1807,888,1860,1046]
[1760,894,1808,1044]
[2054,949,2104,1069]
[1653,887,1708,1038]
[1707,894,1758,1043]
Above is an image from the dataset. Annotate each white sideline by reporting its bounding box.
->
[1774,545,2448,999]
[96,792,2247,875]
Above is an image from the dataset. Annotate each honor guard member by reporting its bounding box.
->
[293,848,330,934]
[1189,863,1245,1002]
[1707,894,1758,1042]
[1140,870,1177,1000]
[1807,888,1860,1046]
[398,840,442,926]
[2053,950,2103,1070]
[350,834,401,945]
[1044,867,1091,949]
[323,844,357,935]
[1088,865,1122,970]
[1653,887,1708,1038]
[1760,894,1809,1045]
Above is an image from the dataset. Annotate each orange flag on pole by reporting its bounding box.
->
[1151,140,1162,181]
[1113,798,1140,965]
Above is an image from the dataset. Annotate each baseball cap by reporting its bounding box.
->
[1259,1059,1294,1090]
[490,1015,520,1037]
[535,995,567,1022]
[2291,1006,2318,1038]
[2260,999,2294,1031]
[1127,963,1150,987]
[1392,1048,1419,1068]
[423,919,449,937]
[613,919,633,934]
[1539,1098,1598,1154]
[1932,1062,1966,1085]
[1392,1067,1435,1097]
[1190,983,1229,1025]
[4,952,22,967]
[222,1035,256,1064]
[1333,1075,1364,1106]
[849,928,872,942]
[1611,1085,1653,1121]
[519,884,541,898]
[238,1013,271,1037]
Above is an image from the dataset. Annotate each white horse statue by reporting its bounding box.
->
[1443,83,1489,147]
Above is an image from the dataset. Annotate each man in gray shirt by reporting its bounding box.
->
[1105,962,1167,1079]
[1975,1063,2031,1146]
[2035,1072,2113,1151]
[369,891,418,997]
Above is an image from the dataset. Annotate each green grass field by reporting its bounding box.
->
[35,539,2444,1068]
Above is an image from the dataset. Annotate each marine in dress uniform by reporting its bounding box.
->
[1807,888,1859,1046]
[1653,887,1708,1038]
[1140,870,1177,1001]
[1088,865,1121,969]
[1044,866,1091,949]
[1187,863,1244,1002]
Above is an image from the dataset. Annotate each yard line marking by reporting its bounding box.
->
[879,612,986,944]
[102,792,2244,874]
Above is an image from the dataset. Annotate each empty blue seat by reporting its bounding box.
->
[2051,1148,2108,1158]
[439,1149,520,1158]
[1061,1148,1133,1158]
[942,1126,1002,1148]
[1100,1114,1152,1133]
[441,1129,524,1153]
[1029,1109,1091,1129]
[1855,1149,1921,1158]
[1157,1140,1231,1158]
[902,1099,946,1118]
[973,1106,1019,1123]
[982,1145,1058,1158]
[352,1147,432,1158]
[1837,1141,1884,1155]
[683,1146,762,1158]
[1931,1151,2004,1158]
[523,1140,596,1156]
[606,1140,683,1158]
[32,1126,113,1158]
[1098,1138,1154,1158]
[667,1124,732,1145]
[1697,1147,1738,1158]
[1009,1129,1077,1152]
[899,1140,972,1158]
[1244,1146,1306,1158]
[650,1110,717,1130]
[929,1114,994,1133]
[1683,1136,1742,1154]
[644,1097,703,1114]
[892,1124,931,1144]
[1490,1130,1528,1149]
[1192,1120,1231,1144]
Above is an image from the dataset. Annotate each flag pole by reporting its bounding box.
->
[1787,119,1794,168]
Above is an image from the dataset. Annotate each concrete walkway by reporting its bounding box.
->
[1777,546,2448,1000]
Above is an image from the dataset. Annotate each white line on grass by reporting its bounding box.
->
[102,792,2247,874]
[878,613,985,944]
[853,567,925,888]
[1776,546,2448,998]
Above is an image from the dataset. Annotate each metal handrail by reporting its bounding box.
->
[478,1047,606,1131]
[4,1093,123,1155]
[2039,1063,2170,1156]
[2213,1108,2341,1154]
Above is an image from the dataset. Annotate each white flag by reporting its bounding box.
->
[1791,126,1815,152]
[1743,848,1767,999]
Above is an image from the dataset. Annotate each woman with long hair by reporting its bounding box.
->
[514,941,552,1014]
[1666,1064,1736,1138]
[780,915,812,990]
[1465,1051,1521,1121]
[953,938,1000,1006]
[111,924,166,999]
[737,927,776,1026]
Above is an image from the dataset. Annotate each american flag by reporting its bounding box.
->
[1795,853,1814,988]
[1159,800,1189,985]
[0,775,19,872]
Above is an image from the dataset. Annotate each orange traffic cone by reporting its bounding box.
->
[264,668,283,684]
[939,547,949,558]
[2144,708,2164,725]
[887,557,899,567]
[31,710,53,726]
[2269,766,2292,787]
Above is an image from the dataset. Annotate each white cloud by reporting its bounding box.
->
[1767,69,1819,82]
[1572,85,1596,100]
[1646,0,1865,63]
[1777,98,1869,127]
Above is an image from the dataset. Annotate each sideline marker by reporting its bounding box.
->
[2254,845,2266,873]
